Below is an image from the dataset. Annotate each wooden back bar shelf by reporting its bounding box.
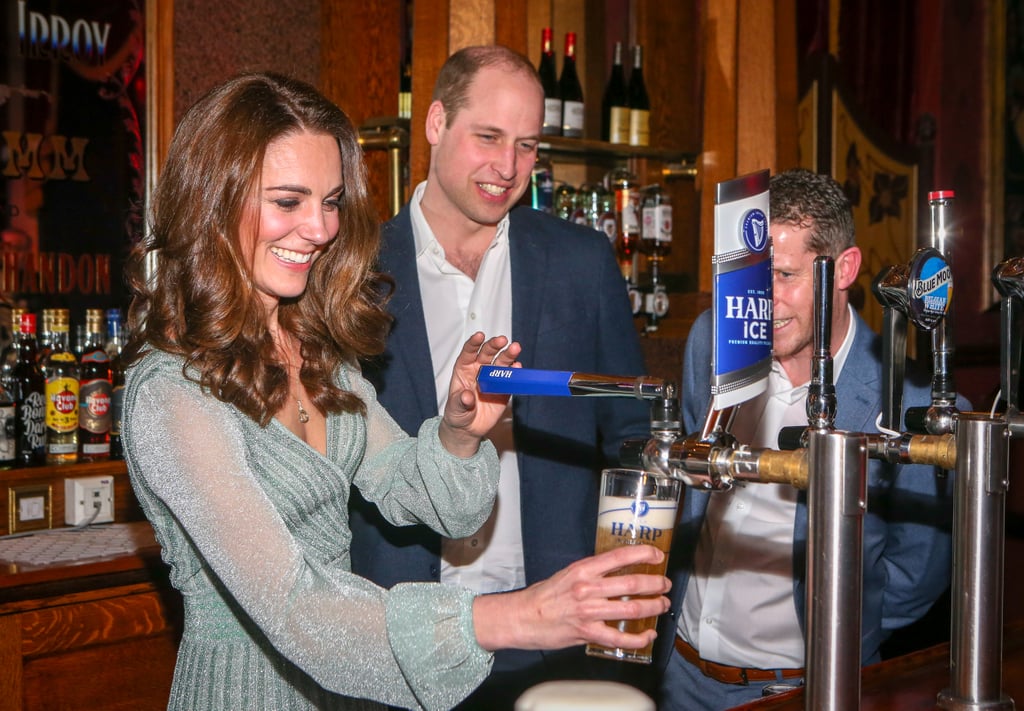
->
[1,459,180,711]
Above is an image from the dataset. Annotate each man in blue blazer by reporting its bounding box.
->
[656,169,959,710]
[349,45,651,709]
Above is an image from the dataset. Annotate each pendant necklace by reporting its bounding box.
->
[296,399,310,423]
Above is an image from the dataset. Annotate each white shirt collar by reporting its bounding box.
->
[409,180,511,260]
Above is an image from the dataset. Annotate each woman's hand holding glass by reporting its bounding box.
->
[471,545,671,653]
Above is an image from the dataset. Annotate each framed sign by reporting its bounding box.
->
[1,0,171,346]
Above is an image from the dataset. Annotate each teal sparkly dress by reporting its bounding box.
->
[124,351,498,710]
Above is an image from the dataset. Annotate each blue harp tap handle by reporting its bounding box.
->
[476,365,667,400]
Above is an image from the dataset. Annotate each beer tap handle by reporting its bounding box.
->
[872,263,911,432]
[807,256,837,431]
[926,192,958,416]
[901,246,956,434]
[992,257,1024,414]
[476,366,667,399]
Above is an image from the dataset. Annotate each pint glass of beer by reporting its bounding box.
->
[585,468,681,664]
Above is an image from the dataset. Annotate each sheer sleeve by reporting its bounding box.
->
[123,354,493,710]
[346,367,500,537]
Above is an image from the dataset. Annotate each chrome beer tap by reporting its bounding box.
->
[908,191,960,435]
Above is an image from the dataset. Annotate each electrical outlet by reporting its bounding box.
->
[64,476,115,526]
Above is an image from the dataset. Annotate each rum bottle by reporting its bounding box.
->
[11,313,45,466]
[78,308,112,461]
[43,308,79,464]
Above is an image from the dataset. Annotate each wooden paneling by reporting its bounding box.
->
[23,635,177,711]
[0,616,22,711]
[410,0,451,187]
[20,590,175,656]
[698,0,798,293]
[320,0,402,221]
[0,542,180,711]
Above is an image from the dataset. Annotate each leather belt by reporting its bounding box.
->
[674,636,804,685]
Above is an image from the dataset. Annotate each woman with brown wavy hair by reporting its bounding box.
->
[120,72,670,711]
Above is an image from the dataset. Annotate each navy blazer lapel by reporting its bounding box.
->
[380,208,440,422]
[508,210,547,364]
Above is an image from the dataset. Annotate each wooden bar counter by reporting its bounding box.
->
[0,522,181,711]
[731,619,1024,710]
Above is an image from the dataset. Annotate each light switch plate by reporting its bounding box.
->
[8,484,53,534]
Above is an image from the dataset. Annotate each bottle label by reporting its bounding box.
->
[17,389,46,456]
[110,383,125,437]
[615,188,641,234]
[598,212,618,246]
[45,378,79,433]
[0,403,15,463]
[79,378,112,434]
[562,101,584,137]
[656,205,673,243]
[609,107,630,144]
[544,98,563,135]
[642,206,658,241]
[643,202,675,244]
[629,109,650,146]
[646,286,670,317]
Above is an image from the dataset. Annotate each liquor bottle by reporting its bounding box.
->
[0,380,14,469]
[11,313,45,467]
[538,27,562,136]
[36,309,55,365]
[78,308,112,461]
[1,307,25,392]
[42,308,79,464]
[528,154,555,214]
[596,192,618,248]
[606,167,642,287]
[105,308,127,460]
[640,185,673,258]
[559,32,585,138]
[628,45,651,147]
[602,41,629,143]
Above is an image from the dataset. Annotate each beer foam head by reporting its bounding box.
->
[515,681,655,711]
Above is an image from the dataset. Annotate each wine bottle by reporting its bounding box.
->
[12,313,45,467]
[42,308,79,465]
[559,32,585,138]
[628,45,651,147]
[78,308,112,461]
[538,27,562,136]
[602,41,628,143]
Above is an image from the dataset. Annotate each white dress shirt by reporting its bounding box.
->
[409,181,526,594]
[679,307,857,668]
